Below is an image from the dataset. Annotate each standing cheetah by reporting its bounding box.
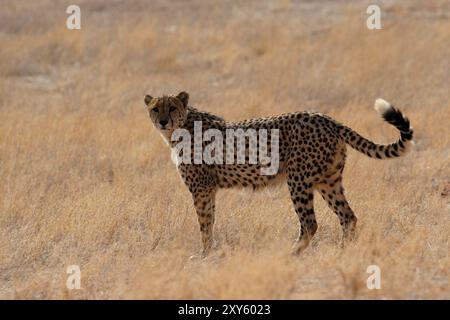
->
[144,92,413,256]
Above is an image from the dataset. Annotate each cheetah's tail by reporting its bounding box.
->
[339,99,414,159]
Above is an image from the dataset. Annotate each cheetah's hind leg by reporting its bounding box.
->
[317,178,358,245]
[286,172,318,255]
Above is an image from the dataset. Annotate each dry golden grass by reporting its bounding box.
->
[0,0,449,299]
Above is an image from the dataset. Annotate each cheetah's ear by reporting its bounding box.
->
[144,94,153,106]
[176,91,189,107]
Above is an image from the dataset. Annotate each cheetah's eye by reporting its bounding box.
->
[169,106,177,112]
[152,107,159,113]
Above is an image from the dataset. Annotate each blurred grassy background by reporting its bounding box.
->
[0,0,449,299]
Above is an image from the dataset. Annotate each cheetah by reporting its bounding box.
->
[144,91,413,256]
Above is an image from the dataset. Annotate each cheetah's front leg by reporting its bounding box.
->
[192,188,217,257]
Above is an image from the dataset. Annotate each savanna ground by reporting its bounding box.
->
[0,0,449,299]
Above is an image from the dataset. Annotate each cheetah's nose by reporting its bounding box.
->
[159,119,168,127]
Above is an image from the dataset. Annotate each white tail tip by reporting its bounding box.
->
[374,98,392,114]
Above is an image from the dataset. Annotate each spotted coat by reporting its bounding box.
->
[144,92,414,255]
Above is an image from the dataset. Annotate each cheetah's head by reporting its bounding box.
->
[144,91,189,133]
